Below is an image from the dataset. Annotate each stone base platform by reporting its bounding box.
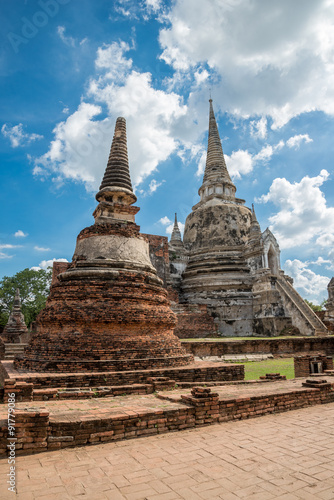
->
[1,377,334,457]
[0,360,245,401]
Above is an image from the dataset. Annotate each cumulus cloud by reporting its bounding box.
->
[284,259,330,302]
[2,123,43,148]
[31,258,68,271]
[159,0,334,127]
[225,150,254,180]
[14,230,28,238]
[286,134,313,149]
[34,41,187,191]
[159,216,172,225]
[250,116,267,140]
[257,169,334,249]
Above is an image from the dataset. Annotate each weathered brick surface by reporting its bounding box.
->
[294,354,334,377]
[182,337,334,357]
[2,379,334,457]
[77,220,141,241]
[143,234,170,286]
[2,361,244,396]
[16,262,192,372]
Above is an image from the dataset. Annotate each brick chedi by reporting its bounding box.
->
[16,117,192,372]
[2,289,29,344]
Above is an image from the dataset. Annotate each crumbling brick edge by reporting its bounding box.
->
[1,383,334,457]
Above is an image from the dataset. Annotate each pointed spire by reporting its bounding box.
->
[93,117,139,224]
[99,117,134,194]
[248,203,262,245]
[170,213,182,243]
[195,100,239,208]
[203,99,232,184]
[2,288,28,343]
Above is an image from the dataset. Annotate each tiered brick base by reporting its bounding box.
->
[1,360,245,401]
[15,261,191,372]
[1,379,334,456]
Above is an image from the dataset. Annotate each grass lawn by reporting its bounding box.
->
[243,357,295,380]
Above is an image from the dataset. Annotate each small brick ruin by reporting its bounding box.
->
[1,289,29,344]
[15,117,192,373]
[294,354,334,378]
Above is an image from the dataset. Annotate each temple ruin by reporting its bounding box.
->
[166,100,328,338]
[16,117,192,372]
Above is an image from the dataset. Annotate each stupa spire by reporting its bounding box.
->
[170,213,182,243]
[203,99,232,184]
[94,117,139,224]
[1,288,28,344]
[99,117,134,194]
[196,100,238,207]
[247,203,262,246]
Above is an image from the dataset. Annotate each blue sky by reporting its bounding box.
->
[1,0,334,304]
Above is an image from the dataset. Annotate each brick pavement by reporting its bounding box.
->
[1,402,334,499]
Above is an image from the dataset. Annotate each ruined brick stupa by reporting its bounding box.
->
[16,117,192,372]
[1,289,29,344]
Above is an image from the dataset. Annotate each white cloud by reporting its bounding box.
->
[34,246,51,252]
[148,179,164,194]
[158,215,184,236]
[95,41,133,81]
[250,116,267,140]
[0,253,13,259]
[34,41,187,191]
[145,0,162,13]
[0,244,22,249]
[2,123,43,148]
[159,216,172,225]
[316,233,334,247]
[159,0,334,128]
[14,230,28,238]
[57,26,86,48]
[284,259,330,303]
[225,150,254,180]
[0,243,22,259]
[286,134,313,149]
[165,220,185,236]
[31,258,68,271]
[57,26,75,47]
[33,102,111,190]
[257,169,334,249]
[194,69,209,86]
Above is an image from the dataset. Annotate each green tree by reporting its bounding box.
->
[0,267,52,328]
[304,299,325,312]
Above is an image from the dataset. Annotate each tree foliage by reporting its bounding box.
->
[304,299,327,312]
[0,268,52,328]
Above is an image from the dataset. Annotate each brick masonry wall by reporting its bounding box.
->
[143,234,170,286]
[182,337,334,357]
[1,362,245,394]
[294,355,334,378]
[1,383,334,457]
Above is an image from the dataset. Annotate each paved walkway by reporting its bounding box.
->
[2,403,334,500]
